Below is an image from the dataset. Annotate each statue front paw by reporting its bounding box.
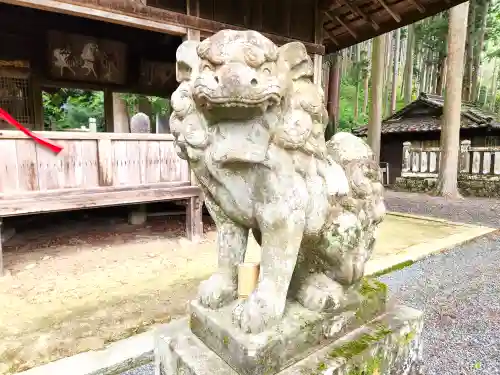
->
[232,289,282,333]
[198,273,237,309]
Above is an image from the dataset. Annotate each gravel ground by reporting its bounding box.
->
[384,190,500,228]
[122,363,154,375]
[123,191,500,375]
[380,233,500,375]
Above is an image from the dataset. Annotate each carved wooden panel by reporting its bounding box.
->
[47,30,127,84]
[139,60,175,90]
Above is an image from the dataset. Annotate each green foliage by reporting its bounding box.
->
[337,77,406,131]
[42,90,170,131]
[43,89,104,131]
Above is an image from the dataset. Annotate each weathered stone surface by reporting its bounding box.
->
[130,112,151,133]
[189,278,387,375]
[128,208,147,225]
[155,305,424,375]
[170,29,386,334]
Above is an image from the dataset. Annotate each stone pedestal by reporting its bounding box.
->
[155,280,424,375]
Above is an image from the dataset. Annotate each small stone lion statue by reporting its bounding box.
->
[170,30,386,334]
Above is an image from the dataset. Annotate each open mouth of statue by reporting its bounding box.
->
[196,92,281,110]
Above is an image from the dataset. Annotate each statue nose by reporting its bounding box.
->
[215,65,258,88]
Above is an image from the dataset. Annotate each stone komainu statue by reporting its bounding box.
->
[170,30,386,334]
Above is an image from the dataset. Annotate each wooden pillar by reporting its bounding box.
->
[186,0,201,41]
[103,88,114,132]
[313,55,323,88]
[31,72,44,130]
[186,196,203,242]
[313,0,324,89]
[327,53,341,135]
[0,218,3,277]
[183,0,203,242]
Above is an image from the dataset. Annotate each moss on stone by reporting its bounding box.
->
[223,336,230,346]
[400,330,416,345]
[370,260,415,278]
[328,324,391,360]
[346,354,384,375]
[317,362,327,371]
[359,278,388,298]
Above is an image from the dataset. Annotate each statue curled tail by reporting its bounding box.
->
[322,131,386,285]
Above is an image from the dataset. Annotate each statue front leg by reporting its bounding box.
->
[198,195,248,309]
[233,205,305,333]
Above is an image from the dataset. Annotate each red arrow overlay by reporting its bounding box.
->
[0,108,63,154]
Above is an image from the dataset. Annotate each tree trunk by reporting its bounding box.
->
[463,0,476,101]
[419,49,427,94]
[112,93,129,132]
[383,32,393,117]
[403,24,415,104]
[368,35,386,163]
[436,55,446,95]
[363,73,370,114]
[471,0,490,102]
[391,28,401,113]
[436,3,469,199]
[489,59,498,111]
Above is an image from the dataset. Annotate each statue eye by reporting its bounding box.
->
[262,67,271,74]
[202,64,214,72]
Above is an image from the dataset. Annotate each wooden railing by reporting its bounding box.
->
[402,140,500,178]
[0,130,190,195]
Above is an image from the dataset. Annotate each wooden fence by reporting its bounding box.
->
[0,130,190,196]
[402,140,500,178]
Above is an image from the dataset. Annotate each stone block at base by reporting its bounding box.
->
[189,279,386,375]
[155,305,423,375]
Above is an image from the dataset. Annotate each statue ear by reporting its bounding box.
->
[175,40,200,82]
[277,42,313,80]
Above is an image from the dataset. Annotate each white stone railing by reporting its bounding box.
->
[401,140,500,178]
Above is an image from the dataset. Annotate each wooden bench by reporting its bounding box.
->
[0,130,203,276]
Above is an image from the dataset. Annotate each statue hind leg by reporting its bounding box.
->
[197,194,249,309]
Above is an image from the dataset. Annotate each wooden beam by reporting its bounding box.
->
[0,185,202,216]
[408,0,426,13]
[0,0,325,54]
[324,0,467,53]
[0,0,187,35]
[325,11,357,39]
[324,29,340,46]
[374,0,402,23]
[337,0,379,30]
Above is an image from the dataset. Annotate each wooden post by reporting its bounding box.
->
[31,72,44,130]
[103,88,114,132]
[402,141,411,172]
[186,196,203,242]
[88,117,97,132]
[460,139,471,173]
[186,0,201,41]
[0,218,4,277]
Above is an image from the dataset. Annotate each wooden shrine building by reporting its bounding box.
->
[0,0,468,275]
[354,93,500,185]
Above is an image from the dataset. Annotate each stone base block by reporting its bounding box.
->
[189,279,386,375]
[155,305,423,375]
[128,206,147,225]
